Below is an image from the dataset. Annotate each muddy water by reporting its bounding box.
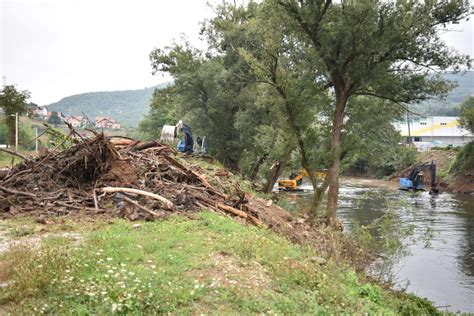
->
[281,178,474,313]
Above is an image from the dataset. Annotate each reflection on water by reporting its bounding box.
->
[284,179,474,313]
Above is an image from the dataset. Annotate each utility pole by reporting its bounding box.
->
[406,110,411,146]
[15,112,18,151]
[31,125,39,152]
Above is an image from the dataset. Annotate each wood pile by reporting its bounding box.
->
[0,133,263,226]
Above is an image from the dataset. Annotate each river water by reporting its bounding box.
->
[280,178,474,313]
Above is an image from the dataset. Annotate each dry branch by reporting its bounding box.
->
[122,196,160,218]
[0,185,36,198]
[100,187,174,208]
[0,148,28,160]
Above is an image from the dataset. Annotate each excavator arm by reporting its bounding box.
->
[278,169,326,190]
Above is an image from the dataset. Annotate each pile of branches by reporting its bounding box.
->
[0,133,262,226]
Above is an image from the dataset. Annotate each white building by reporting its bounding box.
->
[36,106,48,119]
[394,116,474,150]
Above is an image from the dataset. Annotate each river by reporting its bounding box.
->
[279,178,474,313]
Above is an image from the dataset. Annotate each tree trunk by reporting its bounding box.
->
[5,116,15,147]
[249,153,267,181]
[326,93,347,222]
[262,147,293,193]
[311,174,330,212]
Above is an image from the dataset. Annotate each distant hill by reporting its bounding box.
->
[47,72,471,127]
[47,82,171,127]
[411,71,473,116]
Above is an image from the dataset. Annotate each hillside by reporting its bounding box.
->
[411,71,474,116]
[47,83,170,127]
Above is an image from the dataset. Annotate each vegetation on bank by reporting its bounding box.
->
[449,142,474,176]
[0,213,439,315]
[139,0,471,221]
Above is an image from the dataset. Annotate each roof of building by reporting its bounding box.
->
[66,116,84,121]
[394,116,473,137]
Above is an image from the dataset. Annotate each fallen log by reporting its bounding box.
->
[0,148,28,160]
[216,203,248,218]
[122,196,160,218]
[194,195,263,226]
[100,187,174,208]
[130,141,162,152]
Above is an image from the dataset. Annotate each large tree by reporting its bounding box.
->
[278,0,472,221]
[149,42,251,170]
[0,84,30,147]
[205,1,329,194]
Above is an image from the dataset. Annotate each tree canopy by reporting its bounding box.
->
[0,84,30,146]
[142,0,471,222]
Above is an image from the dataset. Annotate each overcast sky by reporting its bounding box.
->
[1,0,473,105]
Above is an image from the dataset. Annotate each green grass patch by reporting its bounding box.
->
[0,212,439,314]
[0,152,23,168]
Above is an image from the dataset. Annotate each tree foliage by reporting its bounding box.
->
[142,0,471,221]
[459,96,474,134]
[48,111,62,126]
[277,0,472,220]
[0,84,30,146]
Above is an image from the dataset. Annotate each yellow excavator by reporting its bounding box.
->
[278,169,326,190]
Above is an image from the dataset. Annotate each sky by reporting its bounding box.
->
[1,0,473,105]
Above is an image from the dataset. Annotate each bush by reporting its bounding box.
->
[448,142,474,175]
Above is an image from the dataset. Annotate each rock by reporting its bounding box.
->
[35,215,48,225]
[266,200,273,207]
[132,224,142,229]
[311,256,327,265]
[296,218,305,224]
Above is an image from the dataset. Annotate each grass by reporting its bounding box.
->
[0,152,23,168]
[0,212,439,315]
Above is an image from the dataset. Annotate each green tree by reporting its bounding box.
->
[149,42,249,170]
[204,2,328,193]
[0,84,30,146]
[48,111,62,126]
[278,0,472,221]
[138,86,178,140]
[459,96,474,133]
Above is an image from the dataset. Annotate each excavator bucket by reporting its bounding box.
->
[160,125,176,142]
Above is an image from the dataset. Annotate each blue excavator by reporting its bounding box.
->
[160,121,207,154]
[399,160,439,195]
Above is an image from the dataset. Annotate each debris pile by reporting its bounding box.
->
[0,133,264,225]
[0,133,371,268]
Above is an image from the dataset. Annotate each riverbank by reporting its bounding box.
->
[389,148,474,194]
[286,178,474,312]
[0,135,443,314]
[0,213,440,314]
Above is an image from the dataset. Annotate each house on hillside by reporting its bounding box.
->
[26,103,47,119]
[36,106,48,119]
[394,116,474,150]
[65,116,86,128]
[95,117,121,129]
